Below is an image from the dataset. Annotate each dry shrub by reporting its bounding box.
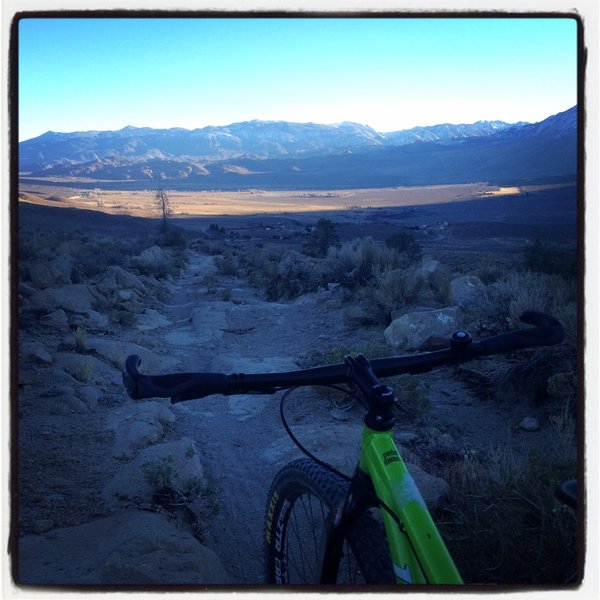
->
[461,271,578,408]
[350,266,426,325]
[437,435,577,584]
[321,237,406,290]
[272,251,320,300]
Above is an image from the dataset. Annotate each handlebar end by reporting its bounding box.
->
[123,354,143,400]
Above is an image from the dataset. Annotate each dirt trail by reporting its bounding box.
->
[151,250,358,583]
[134,248,551,584]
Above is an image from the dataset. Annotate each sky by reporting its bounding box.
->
[17,16,578,141]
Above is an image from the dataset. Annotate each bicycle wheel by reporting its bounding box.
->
[264,458,395,585]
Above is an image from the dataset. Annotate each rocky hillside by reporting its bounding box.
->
[16,200,578,586]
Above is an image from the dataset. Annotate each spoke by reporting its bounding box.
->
[273,476,369,585]
[287,494,323,582]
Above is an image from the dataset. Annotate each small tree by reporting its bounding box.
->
[155,188,172,231]
[91,188,103,207]
[303,218,340,258]
[385,231,422,261]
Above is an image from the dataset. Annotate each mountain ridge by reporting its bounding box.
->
[20,115,538,168]
[19,106,577,190]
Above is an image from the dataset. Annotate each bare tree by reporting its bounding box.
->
[92,188,103,207]
[154,187,172,230]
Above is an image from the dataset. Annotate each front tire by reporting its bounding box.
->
[264,458,394,585]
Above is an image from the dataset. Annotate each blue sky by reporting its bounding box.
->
[18,16,578,141]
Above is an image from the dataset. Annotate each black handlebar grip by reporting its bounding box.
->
[123,355,144,400]
[122,355,231,402]
[475,311,564,355]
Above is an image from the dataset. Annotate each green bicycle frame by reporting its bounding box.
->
[358,425,463,584]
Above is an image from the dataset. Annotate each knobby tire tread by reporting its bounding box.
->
[264,458,395,585]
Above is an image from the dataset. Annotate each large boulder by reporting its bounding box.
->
[18,510,233,585]
[449,275,485,307]
[384,306,462,350]
[134,246,170,275]
[97,266,147,296]
[30,284,95,313]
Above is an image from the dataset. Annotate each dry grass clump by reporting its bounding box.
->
[436,429,577,584]
[461,270,578,410]
[350,266,426,326]
[321,237,406,290]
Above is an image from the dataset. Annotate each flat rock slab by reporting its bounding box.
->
[18,510,233,585]
[135,308,172,331]
[88,337,180,372]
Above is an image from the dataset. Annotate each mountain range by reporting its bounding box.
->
[19,106,577,190]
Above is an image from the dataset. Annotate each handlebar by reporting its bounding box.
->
[122,311,563,404]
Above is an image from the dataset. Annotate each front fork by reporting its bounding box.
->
[318,468,379,584]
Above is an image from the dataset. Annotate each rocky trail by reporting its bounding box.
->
[16,242,557,587]
[16,246,392,586]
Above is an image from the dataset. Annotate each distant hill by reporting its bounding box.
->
[18,106,577,190]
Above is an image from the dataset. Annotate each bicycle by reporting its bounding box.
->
[122,310,564,585]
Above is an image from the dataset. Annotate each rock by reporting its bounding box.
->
[103,438,203,507]
[417,259,447,283]
[450,275,485,307]
[19,281,37,297]
[330,408,349,421]
[28,258,71,289]
[395,432,418,444]
[20,367,79,390]
[518,417,540,431]
[30,284,95,313]
[28,263,56,289]
[53,352,120,386]
[112,266,147,294]
[117,300,146,314]
[41,386,89,415]
[136,246,169,272]
[78,386,103,410]
[135,308,172,331]
[405,463,449,509]
[316,283,344,308]
[384,306,462,350]
[49,255,74,284]
[68,310,110,331]
[23,345,53,365]
[97,266,147,296]
[106,401,176,459]
[116,289,139,302]
[87,337,179,372]
[18,510,233,585]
